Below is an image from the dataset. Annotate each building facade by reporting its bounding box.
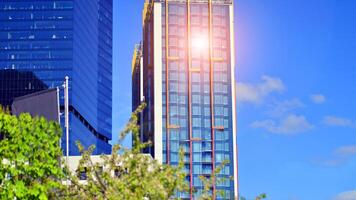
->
[133,0,238,199]
[0,0,112,155]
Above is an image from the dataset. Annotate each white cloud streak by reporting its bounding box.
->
[335,145,356,157]
[266,98,305,117]
[323,116,355,128]
[310,94,326,104]
[251,114,313,135]
[236,75,285,104]
[317,145,356,167]
[333,190,356,200]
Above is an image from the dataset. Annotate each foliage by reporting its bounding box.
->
[60,103,189,200]
[0,108,63,200]
[256,193,267,200]
[198,160,230,200]
[240,193,267,200]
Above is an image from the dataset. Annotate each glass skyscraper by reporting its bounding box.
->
[0,0,112,155]
[133,0,238,199]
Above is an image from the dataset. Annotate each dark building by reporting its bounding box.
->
[0,0,113,155]
[0,70,48,107]
[133,0,238,199]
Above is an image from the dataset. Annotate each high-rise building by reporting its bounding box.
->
[0,0,113,155]
[132,0,238,199]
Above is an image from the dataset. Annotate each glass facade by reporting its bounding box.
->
[137,1,237,199]
[0,0,112,155]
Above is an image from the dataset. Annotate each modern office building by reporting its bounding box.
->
[132,0,238,199]
[0,0,113,155]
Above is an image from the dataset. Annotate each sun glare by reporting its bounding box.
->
[191,36,209,50]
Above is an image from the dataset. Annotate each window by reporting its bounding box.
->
[192,73,200,82]
[170,93,178,103]
[170,105,178,117]
[192,84,200,93]
[169,61,178,70]
[203,165,212,174]
[203,130,211,140]
[193,153,202,162]
[178,85,186,93]
[191,16,200,24]
[193,118,201,128]
[169,82,178,92]
[204,107,210,116]
[203,84,210,93]
[170,117,178,125]
[179,106,187,115]
[204,119,211,128]
[171,152,178,162]
[178,95,186,104]
[193,176,202,186]
[215,106,223,115]
[216,153,223,162]
[170,72,178,80]
[193,129,201,138]
[216,142,223,150]
[192,106,201,115]
[171,141,179,150]
[171,130,179,140]
[193,142,201,152]
[192,95,201,104]
[204,96,210,104]
[180,118,187,128]
[193,164,202,174]
[180,130,188,140]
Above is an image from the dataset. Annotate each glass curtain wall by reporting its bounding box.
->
[162,2,234,199]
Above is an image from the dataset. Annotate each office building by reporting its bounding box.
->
[133,0,238,199]
[0,0,113,155]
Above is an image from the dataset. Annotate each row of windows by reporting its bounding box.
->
[0,2,73,11]
[164,92,230,107]
[0,40,72,50]
[1,31,72,40]
[165,4,229,17]
[0,60,72,69]
[0,11,72,21]
[1,50,72,60]
[162,126,231,141]
[192,117,229,128]
[163,150,231,164]
[161,140,231,154]
[0,20,72,30]
[164,44,228,60]
[193,165,230,176]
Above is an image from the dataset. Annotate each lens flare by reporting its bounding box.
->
[191,37,209,50]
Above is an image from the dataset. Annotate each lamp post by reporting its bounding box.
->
[64,76,69,168]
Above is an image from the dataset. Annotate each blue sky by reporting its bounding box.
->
[114,1,356,199]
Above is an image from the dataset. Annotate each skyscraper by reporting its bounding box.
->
[0,0,112,155]
[133,0,238,199]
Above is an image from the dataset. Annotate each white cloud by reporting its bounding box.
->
[310,94,326,104]
[335,145,356,157]
[236,75,285,104]
[251,114,313,135]
[316,145,356,167]
[323,116,355,128]
[266,98,305,117]
[333,190,356,200]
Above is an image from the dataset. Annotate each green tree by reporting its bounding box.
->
[256,193,267,200]
[61,103,189,200]
[240,193,267,200]
[198,159,230,200]
[0,109,63,200]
